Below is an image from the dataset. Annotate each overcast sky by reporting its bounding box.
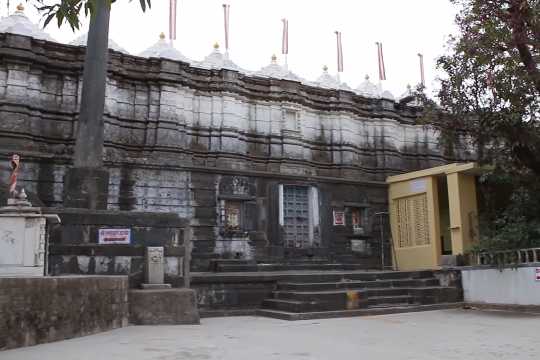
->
[6,0,459,97]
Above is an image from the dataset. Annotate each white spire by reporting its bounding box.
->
[139,32,191,63]
[254,54,301,82]
[313,65,349,90]
[70,32,129,54]
[194,42,245,72]
[0,3,55,41]
[355,75,379,98]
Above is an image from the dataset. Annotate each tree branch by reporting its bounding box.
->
[508,0,540,93]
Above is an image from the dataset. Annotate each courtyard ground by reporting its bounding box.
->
[2,309,539,360]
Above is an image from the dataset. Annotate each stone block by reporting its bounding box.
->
[129,288,200,325]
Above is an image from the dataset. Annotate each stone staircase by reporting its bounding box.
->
[209,259,375,272]
[256,270,462,320]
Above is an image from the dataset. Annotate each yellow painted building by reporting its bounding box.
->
[386,163,481,270]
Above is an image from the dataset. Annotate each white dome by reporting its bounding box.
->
[0,5,55,41]
[355,75,379,98]
[194,43,245,72]
[381,90,395,101]
[70,32,129,54]
[314,66,341,89]
[399,84,414,101]
[139,34,190,63]
[399,84,422,106]
[254,55,301,82]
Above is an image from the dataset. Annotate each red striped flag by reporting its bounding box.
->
[9,154,20,195]
[418,53,425,87]
[335,31,343,73]
[376,42,386,81]
[223,4,230,51]
[282,18,288,55]
[169,0,177,41]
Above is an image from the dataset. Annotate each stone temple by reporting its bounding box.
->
[0,8,469,278]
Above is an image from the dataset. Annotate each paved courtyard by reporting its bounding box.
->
[2,309,539,360]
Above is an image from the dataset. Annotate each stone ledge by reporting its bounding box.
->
[464,302,540,314]
[0,275,129,350]
[129,288,200,325]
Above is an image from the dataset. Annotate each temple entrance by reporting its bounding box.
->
[283,185,311,248]
[387,163,481,270]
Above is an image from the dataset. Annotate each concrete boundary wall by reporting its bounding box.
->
[461,264,540,307]
[0,276,128,350]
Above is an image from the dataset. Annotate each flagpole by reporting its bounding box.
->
[335,31,343,83]
[223,4,230,58]
[282,18,288,70]
[169,0,177,46]
[417,53,425,88]
[376,42,386,95]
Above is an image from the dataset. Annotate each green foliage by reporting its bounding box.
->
[475,169,540,252]
[28,0,151,30]
[420,0,540,254]
[427,0,540,172]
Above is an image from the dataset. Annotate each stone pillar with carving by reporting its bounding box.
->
[141,247,171,289]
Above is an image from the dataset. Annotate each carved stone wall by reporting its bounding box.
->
[0,33,471,269]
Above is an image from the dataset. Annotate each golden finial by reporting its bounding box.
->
[323,65,328,72]
[159,32,166,40]
[16,3,24,11]
[213,42,220,49]
[271,54,277,62]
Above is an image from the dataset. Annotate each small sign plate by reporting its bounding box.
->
[410,179,427,193]
[98,229,131,245]
[333,210,345,226]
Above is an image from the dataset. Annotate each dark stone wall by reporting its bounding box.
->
[45,209,190,288]
[189,171,388,270]
[0,276,128,350]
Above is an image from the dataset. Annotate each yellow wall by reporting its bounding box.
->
[447,172,479,254]
[388,176,441,270]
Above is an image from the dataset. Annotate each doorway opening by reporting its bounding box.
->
[437,176,452,256]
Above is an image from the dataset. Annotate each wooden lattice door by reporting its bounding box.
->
[283,185,311,248]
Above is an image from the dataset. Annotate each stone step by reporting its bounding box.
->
[212,262,392,273]
[272,289,368,306]
[262,299,308,313]
[368,302,421,309]
[277,278,440,291]
[262,296,365,313]
[368,295,415,306]
[256,302,465,321]
[280,271,437,284]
